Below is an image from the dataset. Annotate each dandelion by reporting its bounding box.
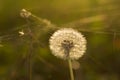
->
[49,28,87,60]
[49,28,87,80]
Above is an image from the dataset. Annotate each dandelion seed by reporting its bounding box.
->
[49,28,87,60]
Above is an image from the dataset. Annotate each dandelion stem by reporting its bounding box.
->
[68,58,75,80]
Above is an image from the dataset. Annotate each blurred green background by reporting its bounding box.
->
[0,0,120,80]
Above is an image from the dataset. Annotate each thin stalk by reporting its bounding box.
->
[28,52,32,80]
[26,27,33,80]
[68,58,75,80]
[26,43,32,80]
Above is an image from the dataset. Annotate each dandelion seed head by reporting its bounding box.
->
[49,28,87,60]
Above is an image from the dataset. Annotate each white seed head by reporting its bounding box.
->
[49,28,87,60]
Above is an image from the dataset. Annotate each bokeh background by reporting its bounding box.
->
[0,0,120,80]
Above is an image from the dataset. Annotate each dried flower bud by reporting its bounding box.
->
[20,9,31,18]
[18,30,24,36]
[49,28,87,60]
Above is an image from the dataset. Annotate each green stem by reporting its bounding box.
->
[26,28,33,80]
[29,53,32,80]
[68,58,75,80]
[26,44,32,80]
